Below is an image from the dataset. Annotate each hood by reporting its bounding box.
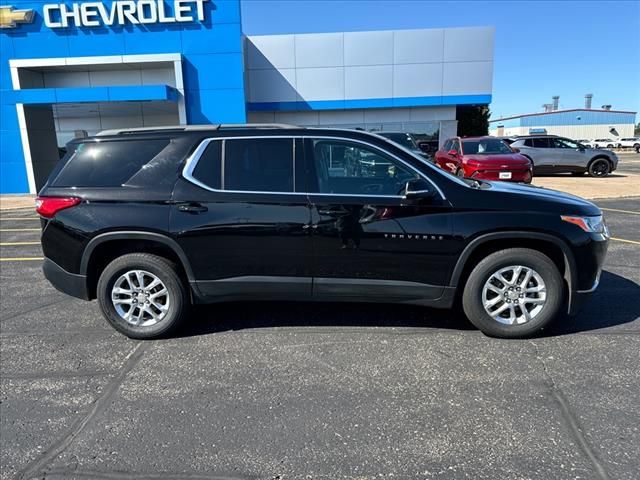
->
[463,153,531,167]
[478,180,601,216]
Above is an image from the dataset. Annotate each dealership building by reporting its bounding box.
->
[0,0,495,194]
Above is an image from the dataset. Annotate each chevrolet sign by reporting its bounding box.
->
[0,6,35,28]
[43,0,208,28]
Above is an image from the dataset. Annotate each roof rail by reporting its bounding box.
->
[96,123,299,136]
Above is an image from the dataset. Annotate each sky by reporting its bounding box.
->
[241,0,640,120]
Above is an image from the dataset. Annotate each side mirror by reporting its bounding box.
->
[447,149,458,157]
[511,147,520,153]
[404,178,436,200]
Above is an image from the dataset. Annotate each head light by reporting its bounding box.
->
[561,214,607,234]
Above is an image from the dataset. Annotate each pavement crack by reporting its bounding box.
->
[530,340,611,480]
[16,342,149,480]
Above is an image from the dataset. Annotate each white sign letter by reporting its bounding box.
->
[80,3,101,27]
[43,5,62,28]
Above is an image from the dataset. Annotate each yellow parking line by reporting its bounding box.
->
[0,257,44,262]
[611,237,640,245]
[601,208,640,215]
[0,228,40,232]
[0,241,41,246]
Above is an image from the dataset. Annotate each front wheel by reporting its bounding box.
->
[588,158,611,177]
[462,248,564,338]
[97,253,189,339]
[456,168,465,178]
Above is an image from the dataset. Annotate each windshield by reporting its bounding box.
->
[462,138,513,155]
[379,133,416,150]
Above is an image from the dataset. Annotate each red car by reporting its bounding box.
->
[435,136,532,183]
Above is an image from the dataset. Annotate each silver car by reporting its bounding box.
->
[509,136,618,177]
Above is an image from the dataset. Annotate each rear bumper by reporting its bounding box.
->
[43,258,89,300]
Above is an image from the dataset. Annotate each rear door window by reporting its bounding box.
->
[51,139,170,187]
[532,138,551,148]
[191,141,222,189]
[223,138,294,192]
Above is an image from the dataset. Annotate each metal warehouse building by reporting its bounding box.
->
[0,0,495,194]
[490,108,637,140]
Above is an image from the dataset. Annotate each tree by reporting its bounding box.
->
[457,105,491,137]
[634,122,640,136]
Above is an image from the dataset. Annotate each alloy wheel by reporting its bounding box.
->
[481,265,547,325]
[111,270,170,327]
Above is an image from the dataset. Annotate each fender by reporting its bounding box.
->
[80,231,196,282]
[449,231,577,300]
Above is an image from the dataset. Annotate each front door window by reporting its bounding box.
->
[310,139,419,196]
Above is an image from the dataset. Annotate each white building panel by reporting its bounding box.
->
[296,67,344,101]
[43,71,90,88]
[318,109,366,125]
[295,33,344,68]
[247,68,297,103]
[393,63,443,97]
[443,61,493,95]
[344,31,394,66]
[246,34,295,69]
[393,29,444,64]
[410,106,456,121]
[89,69,142,87]
[345,65,393,100]
[443,27,495,62]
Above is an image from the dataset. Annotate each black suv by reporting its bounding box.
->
[38,125,609,339]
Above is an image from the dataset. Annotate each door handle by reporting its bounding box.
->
[177,203,208,213]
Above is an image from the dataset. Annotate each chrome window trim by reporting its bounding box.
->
[181,134,446,200]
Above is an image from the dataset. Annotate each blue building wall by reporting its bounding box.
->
[491,109,636,128]
[1,0,246,193]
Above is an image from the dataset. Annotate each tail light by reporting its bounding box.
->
[35,196,81,218]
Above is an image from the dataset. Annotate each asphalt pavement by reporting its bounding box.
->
[1,197,639,480]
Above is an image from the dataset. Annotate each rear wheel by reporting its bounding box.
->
[588,158,611,177]
[462,248,563,338]
[97,253,189,339]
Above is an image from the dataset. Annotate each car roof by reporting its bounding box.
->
[73,124,409,147]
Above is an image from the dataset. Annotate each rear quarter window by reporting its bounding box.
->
[51,139,171,188]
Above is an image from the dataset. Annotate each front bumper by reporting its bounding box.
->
[43,258,89,300]
[568,271,601,315]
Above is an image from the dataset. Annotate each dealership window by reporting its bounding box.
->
[223,138,294,192]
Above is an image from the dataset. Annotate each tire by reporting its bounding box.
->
[606,144,614,149]
[587,158,611,177]
[462,248,564,338]
[97,253,189,339]
[634,144,640,153]
[456,168,465,178]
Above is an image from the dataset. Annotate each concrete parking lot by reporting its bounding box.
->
[1,197,639,478]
